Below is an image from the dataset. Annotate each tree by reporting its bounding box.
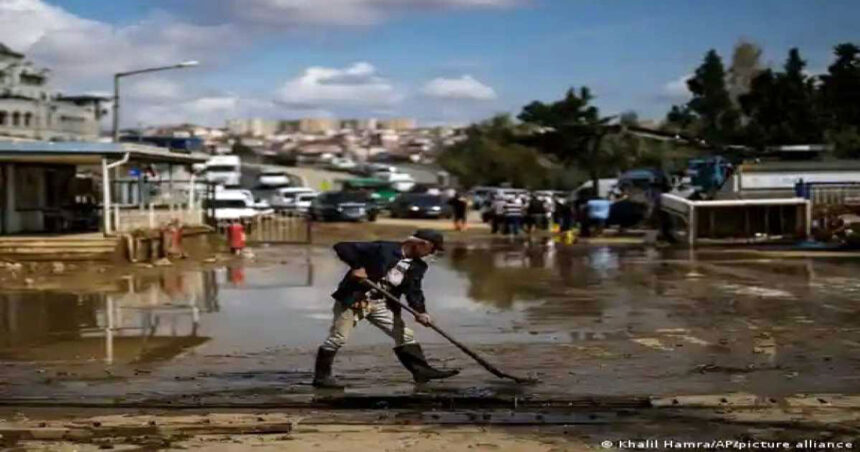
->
[740,47,822,146]
[437,115,552,189]
[619,110,639,128]
[819,43,860,155]
[727,39,763,105]
[517,87,614,192]
[685,49,740,145]
[664,105,697,134]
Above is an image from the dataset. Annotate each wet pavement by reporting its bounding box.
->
[1,238,859,406]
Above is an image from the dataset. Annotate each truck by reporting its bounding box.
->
[205,155,241,187]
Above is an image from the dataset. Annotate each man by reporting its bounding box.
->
[491,194,506,234]
[503,195,524,236]
[447,192,468,232]
[525,195,545,234]
[313,229,460,388]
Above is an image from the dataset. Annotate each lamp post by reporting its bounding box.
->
[112,60,199,142]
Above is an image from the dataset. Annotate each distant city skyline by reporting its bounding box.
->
[0,0,857,128]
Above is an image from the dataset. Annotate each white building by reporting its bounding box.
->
[226,118,279,137]
[0,43,106,141]
[378,118,416,131]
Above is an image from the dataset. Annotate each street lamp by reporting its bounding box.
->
[112,60,200,142]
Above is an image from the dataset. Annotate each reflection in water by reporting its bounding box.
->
[227,265,245,286]
[1,241,858,374]
[447,239,627,318]
[0,270,220,364]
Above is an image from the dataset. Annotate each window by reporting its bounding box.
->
[204,199,248,209]
[15,166,41,209]
[23,112,32,127]
[0,111,6,126]
[11,112,19,127]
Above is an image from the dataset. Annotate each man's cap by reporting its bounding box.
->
[412,228,444,252]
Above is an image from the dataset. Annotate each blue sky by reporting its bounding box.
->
[1,0,857,127]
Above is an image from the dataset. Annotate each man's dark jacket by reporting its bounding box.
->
[331,241,428,313]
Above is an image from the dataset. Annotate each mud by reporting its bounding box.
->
[0,232,858,408]
[2,230,860,447]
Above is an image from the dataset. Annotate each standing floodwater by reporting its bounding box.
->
[1,239,859,404]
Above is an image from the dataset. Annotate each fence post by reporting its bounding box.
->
[688,205,696,247]
[188,173,196,213]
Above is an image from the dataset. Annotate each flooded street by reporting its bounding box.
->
[1,239,859,407]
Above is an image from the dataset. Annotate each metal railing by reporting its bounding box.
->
[795,181,860,208]
[215,210,312,244]
[109,179,217,233]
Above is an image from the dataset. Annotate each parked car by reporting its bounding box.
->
[468,186,497,209]
[206,189,259,222]
[269,187,317,211]
[227,187,273,215]
[256,170,292,188]
[309,191,379,222]
[373,171,416,192]
[329,156,358,171]
[294,192,319,214]
[337,177,399,208]
[389,193,451,219]
[356,163,396,177]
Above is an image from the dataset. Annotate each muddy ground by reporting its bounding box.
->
[1,222,859,448]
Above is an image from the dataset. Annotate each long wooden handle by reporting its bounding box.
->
[362,280,532,383]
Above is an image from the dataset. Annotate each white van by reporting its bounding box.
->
[207,188,259,222]
[270,187,317,212]
[205,155,242,187]
[256,169,291,188]
[373,171,416,192]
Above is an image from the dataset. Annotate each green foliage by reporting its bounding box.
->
[819,43,860,157]
[740,48,822,146]
[827,126,860,158]
[517,87,614,189]
[668,41,860,157]
[820,43,860,126]
[437,115,553,189]
[683,49,740,145]
[619,111,639,127]
[601,132,697,174]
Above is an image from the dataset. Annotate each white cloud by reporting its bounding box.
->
[129,95,262,128]
[0,0,239,87]
[0,0,516,127]
[125,77,185,103]
[217,0,524,27]
[0,0,250,127]
[277,62,402,109]
[422,75,497,100]
[662,74,692,100]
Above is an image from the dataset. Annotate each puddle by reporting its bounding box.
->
[1,239,860,402]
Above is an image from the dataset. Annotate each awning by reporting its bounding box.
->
[0,140,209,165]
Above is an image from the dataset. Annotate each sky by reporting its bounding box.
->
[0,0,857,128]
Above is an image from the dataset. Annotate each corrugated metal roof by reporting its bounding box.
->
[0,141,121,154]
[0,140,208,164]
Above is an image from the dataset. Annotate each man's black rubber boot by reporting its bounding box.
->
[312,347,344,388]
[394,344,459,383]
